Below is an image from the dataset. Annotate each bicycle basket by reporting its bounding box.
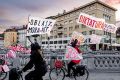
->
[54,60,63,68]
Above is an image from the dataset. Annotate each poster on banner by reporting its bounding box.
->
[27,16,56,36]
[71,31,85,44]
[77,13,117,33]
[90,34,102,44]
[64,46,83,60]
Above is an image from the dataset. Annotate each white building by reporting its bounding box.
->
[41,0,117,51]
[0,37,4,48]
[17,27,28,47]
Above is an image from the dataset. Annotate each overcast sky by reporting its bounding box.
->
[0,0,120,27]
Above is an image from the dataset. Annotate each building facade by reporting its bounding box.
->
[4,29,17,47]
[41,0,117,51]
[0,37,4,48]
[17,26,27,47]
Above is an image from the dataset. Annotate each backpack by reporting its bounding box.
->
[41,60,47,76]
[76,65,85,76]
[9,68,19,80]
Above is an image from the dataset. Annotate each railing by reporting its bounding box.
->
[83,51,120,72]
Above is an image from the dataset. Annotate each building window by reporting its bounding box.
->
[65,46,66,48]
[90,13,95,17]
[59,46,61,49]
[64,21,68,24]
[64,28,67,31]
[63,40,68,44]
[103,14,111,21]
[54,41,57,44]
[64,34,67,37]
[50,41,53,44]
[46,41,48,44]
[69,20,73,23]
[75,25,79,29]
[104,31,110,35]
[103,7,111,13]
[69,27,73,31]
[58,40,62,44]
[54,35,57,38]
[50,36,53,39]
[58,35,62,38]
[50,31,53,34]
[82,31,87,35]
[75,18,78,21]
[81,24,86,28]
[89,30,95,35]
[42,41,45,44]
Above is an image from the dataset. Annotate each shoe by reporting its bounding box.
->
[65,74,70,77]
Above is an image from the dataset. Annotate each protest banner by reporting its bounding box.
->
[77,13,117,33]
[64,46,83,60]
[27,16,56,36]
[90,34,102,44]
[77,13,105,30]
[104,23,117,33]
[71,31,85,44]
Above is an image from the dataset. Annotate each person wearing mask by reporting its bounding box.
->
[20,43,45,80]
[66,39,82,77]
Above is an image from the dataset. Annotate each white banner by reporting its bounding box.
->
[77,13,117,33]
[64,46,83,60]
[104,23,117,33]
[27,16,56,36]
[71,31,85,44]
[90,34,102,44]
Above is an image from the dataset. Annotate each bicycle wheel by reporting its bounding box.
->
[75,68,89,80]
[49,68,65,80]
[0,72,7,80]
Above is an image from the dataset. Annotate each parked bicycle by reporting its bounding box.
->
[0,59,8,80]
[49,58,89,80]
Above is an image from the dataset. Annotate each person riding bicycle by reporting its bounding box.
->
[20,42,45,80]
[66,39,82,77]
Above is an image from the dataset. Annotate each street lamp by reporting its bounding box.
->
[109,32,112,50]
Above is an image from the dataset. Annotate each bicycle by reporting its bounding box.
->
[9,68,23,80]
[0,59,8,80]
[49,59,89,80]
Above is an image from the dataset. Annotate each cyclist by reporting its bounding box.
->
[20,42,45,80]
[66,39,82,77]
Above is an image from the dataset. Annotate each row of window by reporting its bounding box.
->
[42,30,96,40]
[42,45,67,49]
[103,14,111,21]
[50,24,83,34]
[42,40,68,44]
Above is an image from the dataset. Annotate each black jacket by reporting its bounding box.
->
[22,50,44,72]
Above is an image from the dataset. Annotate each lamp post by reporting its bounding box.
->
[109,32,112,50]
